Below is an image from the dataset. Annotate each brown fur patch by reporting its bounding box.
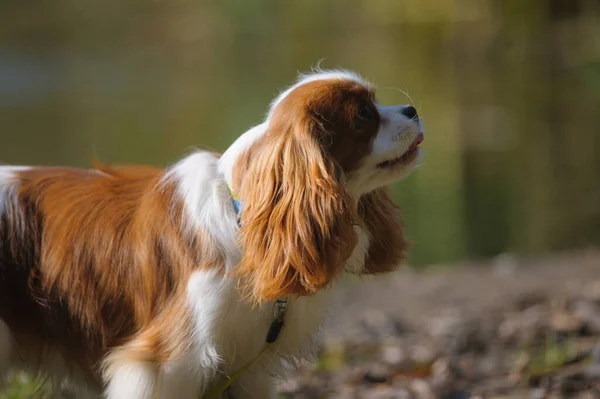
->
[0,165,223,384]
[358,188,408,273]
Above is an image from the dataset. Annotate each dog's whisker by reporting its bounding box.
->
[379,86,417,107]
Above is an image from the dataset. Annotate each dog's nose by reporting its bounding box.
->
[400,105,418,120]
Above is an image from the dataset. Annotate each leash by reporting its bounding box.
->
[201,183,289,399]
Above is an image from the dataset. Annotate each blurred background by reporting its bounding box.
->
[2,1,600,398]
[1,0,599,267]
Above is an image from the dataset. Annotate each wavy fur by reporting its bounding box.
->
[235,104,358,301]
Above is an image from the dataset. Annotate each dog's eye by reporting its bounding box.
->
[357,101,374,121]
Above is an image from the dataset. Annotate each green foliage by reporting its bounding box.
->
[0,374,48,399]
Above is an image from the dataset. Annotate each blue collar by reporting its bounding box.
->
[232,198,243,215]
[227,181,244,222]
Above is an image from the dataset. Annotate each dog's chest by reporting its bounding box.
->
[186,270,334,372]
[221,288,335,373]
[185,227,370,373]
[222,228,370,365]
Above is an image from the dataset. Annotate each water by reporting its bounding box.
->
[1,0,599,266]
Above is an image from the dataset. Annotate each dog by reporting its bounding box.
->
[0,69,423,398]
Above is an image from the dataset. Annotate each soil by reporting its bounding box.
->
[277,249,600,399]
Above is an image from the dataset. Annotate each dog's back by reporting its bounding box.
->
[0,165,182,389]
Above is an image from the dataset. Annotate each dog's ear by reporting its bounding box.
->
[358,188,407,273]
[233,112,357,303]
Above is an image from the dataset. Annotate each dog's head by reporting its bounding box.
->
[222,70,423,302]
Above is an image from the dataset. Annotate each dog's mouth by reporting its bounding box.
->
[377,133,424,169]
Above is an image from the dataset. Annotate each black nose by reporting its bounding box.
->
[400,105,418,120]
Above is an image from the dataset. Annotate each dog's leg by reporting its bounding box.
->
[103,361,156,399]
[228,371,276,399]
[103,348,157,399]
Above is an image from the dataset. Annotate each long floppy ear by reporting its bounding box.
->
[234,115,357,302]
[358,188,408,273]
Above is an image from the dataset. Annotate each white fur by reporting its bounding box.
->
[104,362,156,399]
[345,226,371,274]
[183,269,338,399]
[0,166,29,216]
[348,104,423,196]
[372,105,422,162]
[218,122,268,198]
[163,152,241,270]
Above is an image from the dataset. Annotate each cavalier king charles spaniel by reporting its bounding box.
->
[0,69,424,398]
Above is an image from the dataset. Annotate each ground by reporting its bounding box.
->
[2,250,599,398]
[278,249,600,399]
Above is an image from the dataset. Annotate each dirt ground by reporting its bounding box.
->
[278,249,600,399]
